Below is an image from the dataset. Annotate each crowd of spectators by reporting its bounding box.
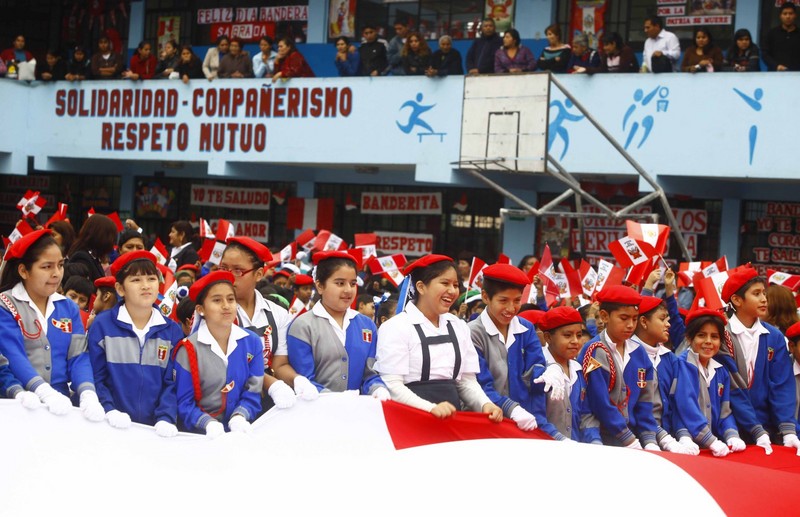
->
[3,2,800,82]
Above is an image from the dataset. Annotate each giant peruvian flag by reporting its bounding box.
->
[287,198,334,230]
[2,396,798,515]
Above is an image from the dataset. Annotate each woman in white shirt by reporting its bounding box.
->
[375,254,502,421]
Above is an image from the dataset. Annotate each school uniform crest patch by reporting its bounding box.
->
[362,329,373,343]
[717,383,724,398]
[221,380,235,393]
[247,353,254,363]
[51,318,72,333]
[767,347,774,361]
[157,343,169,362]
[636,368,647,389]
[584,356,603,375]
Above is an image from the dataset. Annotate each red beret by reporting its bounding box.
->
[189,270,234,302]
[110,250,158,277]
[539,306,583,331]
[596,285,642,306]
[721,266,759,303]
[403,254,453,276]
[294,274,314,286]
[273,269,292,279]
[312,250,358,266]
[177,264,200,274]
[786,321,800,341]
[518,309,546,327]
[639,296,665,315]
[94,276,117,289]
[481,264,530,287]
[226,236,273,263]
[685,307,727,328]
[4,229,52,261]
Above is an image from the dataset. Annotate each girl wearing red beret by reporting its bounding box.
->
[375,255,503,420]
[0,230,105,421]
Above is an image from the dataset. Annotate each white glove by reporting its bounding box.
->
[709,439,731,458]
[661,436,697,455]
[228,415,251,433]
[625,440,643,450]
[533,363,566,401]
[292,375,319,401]
[205,420,225,438]
[371,386,391,401]
[267,380,296,409]
[679,436,701,455]
[15,390,41,409]
[783,434,800,456]
[643,443,660,451]
[34,384,72,415]
[106,409,132,429]
[726,436,746,452]
[756,434,773,455]
[79,391,105,422]
[510,406,538,431]
[154,420,179,438]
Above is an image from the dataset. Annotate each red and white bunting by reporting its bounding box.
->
[287,198,334,230]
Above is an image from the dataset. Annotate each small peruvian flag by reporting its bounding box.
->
[767,269,800,291]
[594,259,625,294]
[150,238,169,265]
[468,257,487,289]
[295,229,316,250]
[199,218,214,240]
[369,254,408,275]
[7,219,35,244]
[626,220,670,257]
[17,190,47,218]
[287,198,334,230]
[355,233,378,261]
[345,193,358,211]
[44,203,69,228]
[609,236,650,268]
[313,230,347,252]
[579,260,598,298]
[496,254,511,265]
[280,242,297,263]
[558,259,583,298]
[107,212,124,232]
[538,244,561,298]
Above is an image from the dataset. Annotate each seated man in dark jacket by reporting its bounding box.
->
[466,18,503,75]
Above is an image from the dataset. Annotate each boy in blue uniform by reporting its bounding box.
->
[578,285,659,449]
[675,308,747,457]
[538,306,589,441]
[717,266,799,453]
[88,251,184,435]
[469,264,551,432]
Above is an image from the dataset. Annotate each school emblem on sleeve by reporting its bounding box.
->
[584,356,603,375]
[157,343,169,362]
[247,353,254,363]
[767,347,774,362]
[362,329,373,343]
[51,318,72,333]
[717,382,724,397]
[637,368,647,389]
[221,380,235,393]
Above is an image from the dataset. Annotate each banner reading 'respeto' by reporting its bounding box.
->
[376,231,433,256]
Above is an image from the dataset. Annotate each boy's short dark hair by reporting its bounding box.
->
[357,293,373,308]
[781,2,796,14]
[482,277,525,299]
[64,275,93,298]
[518,303,539,313]
[175,296,197,323]
[599,301,638,314]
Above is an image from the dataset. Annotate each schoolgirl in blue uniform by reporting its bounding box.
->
[87,251,184,435]
[173,271,263,436]
[287,251,389,398]
[674,308,747,457]
[632,296,697,454]
[716,266,799,453]
[375,254,503,421]
[0,229,105,420]
[578,285,659,449]
[219,237,311,410]
[469,264,550,433]
[785,322,800,436]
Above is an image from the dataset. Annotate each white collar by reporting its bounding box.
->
[237,290,270,327]
[543,347,581,384]
[405,302,453,330]
[794,360,800,377]
[198,319,249,364]
[12,282,65,319]
[687,349,723,371]
[729,314,769,336]
[311,299,358,328]
[479,309,526,337]
[602,330,639,354]
[117,304,165,330]
[170,242,190,257]
[632,336,671,356]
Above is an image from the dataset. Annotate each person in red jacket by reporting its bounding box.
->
[272,37,315,81]
[123,41,156,80]
[1,34,33,64]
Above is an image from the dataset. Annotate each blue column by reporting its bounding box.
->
[119,173,136,218]
[307,0,328,43]
[128,1,145,51]
[734,2,761,45]
[501,189,538,265]
[719,197,741,266]
[516,0,556,39]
